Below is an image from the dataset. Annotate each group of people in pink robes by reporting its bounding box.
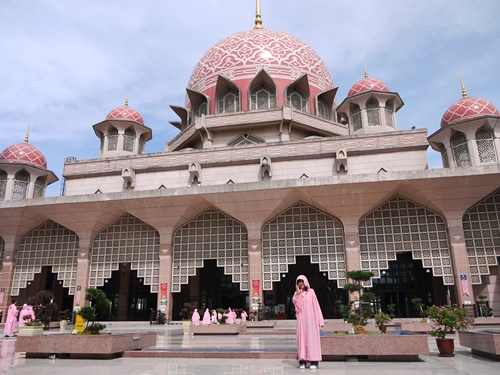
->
[293,275,324,370]
[191,307,248,325]
[18,304,36,328]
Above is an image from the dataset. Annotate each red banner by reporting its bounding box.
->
[252,280,260,298]
[160,283,168,300]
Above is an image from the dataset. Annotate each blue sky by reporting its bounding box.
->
[1,0,499,197]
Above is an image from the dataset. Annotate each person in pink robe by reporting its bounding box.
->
[241,310,248,323]
[3,300,18,337]
[18,304,34,328]
[202,308,211,325]
[191,309,200,326]
[226,308,234,324]
[292,275,324,369]
[211,309,217,324]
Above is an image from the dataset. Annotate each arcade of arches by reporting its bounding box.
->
[5,190,500,321]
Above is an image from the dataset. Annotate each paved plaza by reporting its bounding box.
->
[0,323,499,374]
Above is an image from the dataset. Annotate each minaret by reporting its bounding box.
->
[254,0,263,29]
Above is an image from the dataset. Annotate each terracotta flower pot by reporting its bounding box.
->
[436,338,454,357]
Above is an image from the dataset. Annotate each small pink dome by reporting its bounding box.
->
[106,105,144,125]
[0,143,47,169]
[441,97,500,128]
[348,77,390,97]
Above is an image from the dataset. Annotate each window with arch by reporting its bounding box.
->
[250,84,276,110]
[351,104,362,132]
[12,171,29,200]
[317,99,328,120]
[33,177,45,198]
[286,87,307,112]
[452,132,472,167]
[227,133,266,147]
[0,170,7,200]
[384,102,394,128]
[218,88,239,114]
[195,99,208,118]
[107,128,118,151]
[366,100,380,126]
[123,128,135,152]
[476,128,497,163]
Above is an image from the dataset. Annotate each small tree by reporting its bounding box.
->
[77,288,110,334]
[342,270,375,328]
[411,297,426,318]
[477,295,493,317]
[386,303,396,319]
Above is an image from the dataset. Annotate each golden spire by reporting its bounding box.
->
[460,75,467,98]
[125,91,129,106]
[24,123,30,143]
[364,61,368,78]
[254,0,263,29]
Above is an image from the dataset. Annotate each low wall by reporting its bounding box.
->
[394,322,434,333]
[474,317,500,325]
[459,331,500,360]
[16,331,157,359]
[190,324,243,335]
[322,323,378,332]
[321,332,429,361]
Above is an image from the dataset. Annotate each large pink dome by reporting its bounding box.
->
[0,143,47,169]
[187,29,334,94]
[441,97,500,128]
[348,77,390,97]
[106,105,144,125]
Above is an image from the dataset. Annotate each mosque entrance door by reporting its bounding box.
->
[371,252,438,317]
[273,256,344,319]
[98,263,157,321]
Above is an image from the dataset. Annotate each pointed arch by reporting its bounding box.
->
[12,220,79,296]
[172,207,249,293]
[227,132,266,147]
[476,128,497,163]
[463,188,500,284]
[286,75,310,112]
[452,132,472,167]
[123,127,135,152]
[0,170,7,200]
[351,104,362,132]
[33,176,45,198]
[358,196,453,286]
[12,170,29,200]
[261,201,346,291]
[249,70,277,110]
[215,75,240,114]
[366,99,380,126]
[90,213,160,293]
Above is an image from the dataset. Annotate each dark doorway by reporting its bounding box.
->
[371,252,440,317]
[97,263,157,321]
[172,259,248,321]
[273,256,346,319]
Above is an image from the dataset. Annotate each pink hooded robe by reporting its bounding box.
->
[202,309,211,325]
[292,275,324,363]
[191,309,200,326]
[3,302,18,336]
[18,304,34,328]
[226,308,234,324]
[241,310,248,322]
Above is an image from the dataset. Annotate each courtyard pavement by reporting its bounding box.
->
[0,322,499,375]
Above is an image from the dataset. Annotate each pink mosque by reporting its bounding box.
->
[0,2,499,322]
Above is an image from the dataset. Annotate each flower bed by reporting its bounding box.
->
[16,332,157,359]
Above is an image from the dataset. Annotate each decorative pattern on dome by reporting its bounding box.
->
[348,78,390,97]
[441,97,500,128]
[106,106,144,125]
[188,30,333,93]
[0,143,47,169]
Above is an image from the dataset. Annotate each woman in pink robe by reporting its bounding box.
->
[3,300,18,337]
[241,310,248,322]
[202,308,211,325]
[191,309,200,326]
[18,304,34,328]
[226,308,234,324]
[292,275,324,369]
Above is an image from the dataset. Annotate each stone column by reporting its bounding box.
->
[247,238,262,314]
[74,246,92,308]
[0,239,16,321]
[448,227,475,306]
[158,241,172,322]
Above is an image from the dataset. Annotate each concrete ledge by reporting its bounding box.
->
[190,324,243,335]
[459,331,500,360]
[16,332,157,359]
[474,317,500,325]
[394,322,434,333]
[321,332,429,361]
[245,321,276,329]
[322,323,378,332]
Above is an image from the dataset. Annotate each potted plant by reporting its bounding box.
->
[18,315,44,336]
[425,304,473,357]
[411,297,427,322]
[374,312,391,333]
[477,295,493,317]
[179,302,195,334]
[342,270,375,332]
[77,288,110,334]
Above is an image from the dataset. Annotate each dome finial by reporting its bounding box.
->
[460,75,467,98]
[125,91,129,106]
[364,61,368,78]
[25,123,30,143]
[254,0,263,29]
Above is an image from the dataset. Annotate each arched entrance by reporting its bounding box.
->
[272,256,345,319]
[370,252,448,317]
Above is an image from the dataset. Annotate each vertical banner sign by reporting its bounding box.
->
[0,288,4,305]
[75,285,81,305]
[251,280,260,311]
[460,274,470,296]
[160,283,168,300]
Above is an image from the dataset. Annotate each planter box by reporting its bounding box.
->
[18,325,44,336]
[394,322,434,333]
[245,321,275,329]
[459,331,500,360]
[190,324,243,335]
[474,317,500,325]
[322,323,377,332]
[16,332,157,359]
[321,332,429,361]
